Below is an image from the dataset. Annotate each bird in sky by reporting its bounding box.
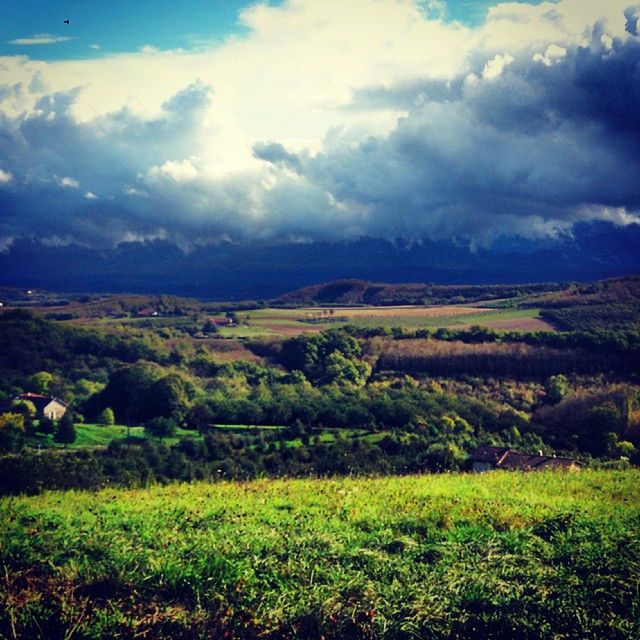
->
[64,19,70,25]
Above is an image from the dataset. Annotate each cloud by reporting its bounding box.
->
[532,44,567,66]
[9,34,71,46]
[0,169,13,184]
[58,176,80,189]
[253,141,302,173]
[0,0,639,248]
[482,53,514,79]
[148,159,198,182]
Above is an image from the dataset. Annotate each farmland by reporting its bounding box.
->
[5,285,557,338]
[1,470,638,639]
[212,306,553,338]
[38,303,554,339]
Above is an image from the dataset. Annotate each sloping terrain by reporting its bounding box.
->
[272,279,565,306]
[1,471,638,639]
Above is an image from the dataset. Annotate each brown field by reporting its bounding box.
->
[174,338,264,362]
[260,322,324,335]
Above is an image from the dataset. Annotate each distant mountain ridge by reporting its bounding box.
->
[0,221,638,299]
[271,279,567,306]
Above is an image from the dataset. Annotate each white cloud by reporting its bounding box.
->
[89,44,101,50]
[149,159,199,182]
[577,205,640,227]
[601,33,614,49]
[533,43,567,66]
[9,34,71,46]
[58,176,80,189]
[84,191,97,199]
[125,187,146,196]
[0,168,13,184]
[482,53,514,79]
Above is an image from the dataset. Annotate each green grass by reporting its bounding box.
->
[29,424,373,452]
[342,308,544,329]
[217,324,280,338]
[29,424,203,449]
[72,423,146,447]
[210,424,285,432]
[1,471,638,639]
[28,423,292,451]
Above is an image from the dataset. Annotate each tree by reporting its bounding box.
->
[185,402,213,434]
[145,416,177,440]
[93,362,164,423]
[582,404,622,456]
[426,442,466,472]
[148,374,192,421]
[0,413,25,453]
[38,416,56,435]
[11,400,36,431]
[54,413,76,447]
[322,352,371,386]
[12,399,36,418]
[545,375,568,404]
[98,407,115,426]
[30,371,53,394]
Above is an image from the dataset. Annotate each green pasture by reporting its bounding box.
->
[29,424,200,449]
[1,470,638,639]
[28,423,290,450]
[341,307,545,330]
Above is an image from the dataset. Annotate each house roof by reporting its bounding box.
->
[15,393,68,411]
[471,446,580,470]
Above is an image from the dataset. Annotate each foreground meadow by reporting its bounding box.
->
[1,471,639,639]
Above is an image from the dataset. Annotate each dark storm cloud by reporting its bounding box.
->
[286,29,640,240]
[0,82,220,245]
[625,5,640,35]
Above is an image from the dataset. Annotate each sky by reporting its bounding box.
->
[0,0,639,250]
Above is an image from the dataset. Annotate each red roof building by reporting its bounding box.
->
[471,445,581,472]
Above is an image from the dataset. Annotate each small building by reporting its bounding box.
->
[15,393,68,420]
[471,445,581,472]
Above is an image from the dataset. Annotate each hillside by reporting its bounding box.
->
[531,276,640,331]
[273,275,640,308]
[526,275,640,307]
[1,471,638,639]
[271,279,566,306]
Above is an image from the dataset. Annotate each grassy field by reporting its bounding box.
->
[29,424,203,450]
[1,470,638,639]
[339,308,550,330]
[215,306,553,337]
[28,423,369,451]
[28,423,293,450]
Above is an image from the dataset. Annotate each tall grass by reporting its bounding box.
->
[1,470,638,639]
